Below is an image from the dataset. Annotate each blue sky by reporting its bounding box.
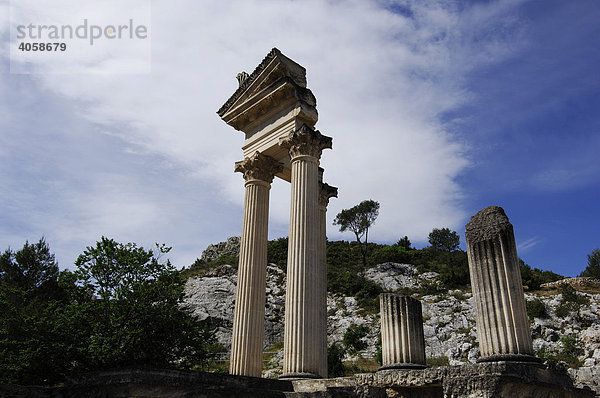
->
[1,0,598,276]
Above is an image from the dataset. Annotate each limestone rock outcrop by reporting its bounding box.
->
[199,236,241,263]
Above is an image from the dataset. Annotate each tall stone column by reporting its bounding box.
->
[379,294,426,370]
[317,170,338,378]
[465,206,537,363]
[279,125,332,379]
[229,152,283,377]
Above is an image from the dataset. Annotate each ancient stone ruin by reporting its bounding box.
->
[3,50,596,398]
[218,48,337,379]
[379,294,426,370]
[212,49,594,397]
[465,205,538,363]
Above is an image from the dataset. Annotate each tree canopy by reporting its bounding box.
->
[580,248,600,278]
[428,228,460,252]
[333,199,380,268]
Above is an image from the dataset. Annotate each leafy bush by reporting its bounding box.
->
[427,356,450,367]
[327,343,346,377]
[526,298,549,320]
[520,260,563,290]
[182,254,239,278]
[343,324,369,354]
[419,280,445,296]
[267,237,288,270]
[412,248,470,289]
[555,284,590,318]
[368,244,412,266]
[537,335,584,368]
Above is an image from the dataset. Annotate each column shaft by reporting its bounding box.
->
[279,124,332,379]
[283,155,321,378]
[230,152,282,377]
[317,203,327,378]
[379,294,426,370]
[317,179,337,379]
[230,179,271,376]
[465,206,537,362]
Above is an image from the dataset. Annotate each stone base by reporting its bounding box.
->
[0,368,294,398]
[1,363,594,398]
[293,362,595,398]
[477,353,543,364]
[280,372,322,380]
[378,362,427,371]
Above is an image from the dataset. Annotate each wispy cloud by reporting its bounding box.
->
[518,237,541,252]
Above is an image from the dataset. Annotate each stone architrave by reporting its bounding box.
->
[379,294,426,370]
[229,152,283,377]
[317,169,338,378]
[279,125,332,379]
[465,206,538,363]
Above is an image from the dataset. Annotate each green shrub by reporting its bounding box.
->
[267,237,288,270]
[368,245,412,266]
[327,343,346,377]
[536,335,584,368]
[343,324,369,354]
[419,280,445,296]
[526,298,549,320]
[427,356,450,367]
[520,260,563,290]
[554,284,590,318]
[182,254,239,278]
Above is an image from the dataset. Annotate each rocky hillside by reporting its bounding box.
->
[183,238,600,395]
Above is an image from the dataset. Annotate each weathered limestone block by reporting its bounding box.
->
[465,206,537,362]
[379,294,426,370]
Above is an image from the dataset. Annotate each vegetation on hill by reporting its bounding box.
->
[0,238,220,386]
[183,227,566,314]
[580,248,600,278]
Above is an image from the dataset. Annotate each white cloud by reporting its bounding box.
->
[518,237,541,252]
[0,0,533,266]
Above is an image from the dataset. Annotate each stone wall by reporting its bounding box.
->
[2,364,594,398]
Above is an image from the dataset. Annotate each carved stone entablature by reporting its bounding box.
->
[234,152,283,184]
[279,124,332,160]
[465,206,513,243]
[217,48,318,134]
[319,183,338,208]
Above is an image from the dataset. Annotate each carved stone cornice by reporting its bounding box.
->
[279,124,332,160]
[234,152,283,184]
[319,183,338,208]
[217,48,313,119]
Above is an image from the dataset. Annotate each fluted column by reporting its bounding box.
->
[317,169,338,378]
[465,206,538,363]
[230,152,283,377]
[279,125,332,379]
[379,294,426,370]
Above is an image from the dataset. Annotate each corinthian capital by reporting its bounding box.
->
[319,183,338,208]
[279,124,332,160]
[235,152,283,183]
